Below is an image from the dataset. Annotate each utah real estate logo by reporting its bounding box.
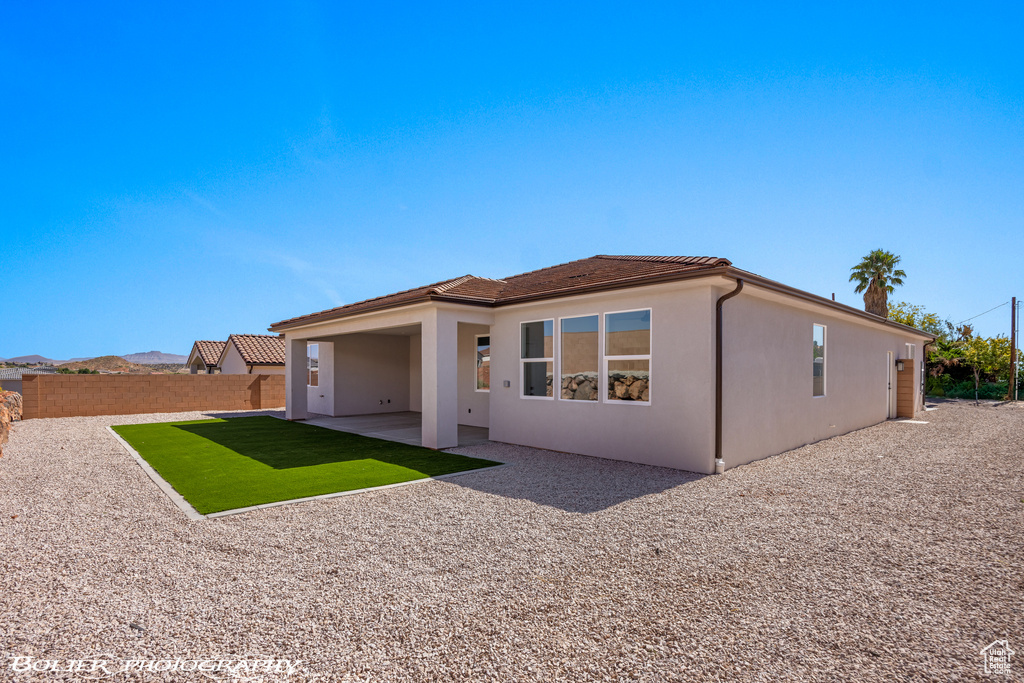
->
[981,639,1014,676]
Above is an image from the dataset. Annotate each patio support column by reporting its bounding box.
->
[421,309,458,449]
[285,337,308,420]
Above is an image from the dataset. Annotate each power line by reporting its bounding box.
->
[958,301,1009,325]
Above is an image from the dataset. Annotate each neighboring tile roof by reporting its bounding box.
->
[227,334,285,366]
[0,367,59,380]
[192,340,227,368]
[271,255,731,329]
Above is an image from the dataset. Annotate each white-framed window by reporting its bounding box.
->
[813,324,826,397]
[475,334,490,392]
[520,319,553,398]
[906,343,916,360]
[605,309,651,403]
[559,314,599,402]
[307,343,319,387]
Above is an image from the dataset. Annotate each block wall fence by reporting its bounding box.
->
[20,374,286,419]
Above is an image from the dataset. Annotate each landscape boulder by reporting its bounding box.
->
[0,391,23,456]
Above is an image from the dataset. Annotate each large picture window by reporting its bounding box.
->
[605,309,650,402]
[307,343,319,387]
[560,315,598,401]
[476,335,490,391]
[520,320,553,397]
[812,324,825,397]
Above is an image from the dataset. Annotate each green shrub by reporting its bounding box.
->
[926,375,955,396]
[56,367,98,375]
[945,380,972,399]
[946,380,1008,400]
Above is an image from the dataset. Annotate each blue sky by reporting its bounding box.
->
[2,2,1021,359]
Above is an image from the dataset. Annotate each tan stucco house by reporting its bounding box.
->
[186,340,227,374]
[215,334,286,375]
[268,255,932,474]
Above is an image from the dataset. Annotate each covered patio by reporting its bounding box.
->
[304,412,490,448]
[281,305,494,449]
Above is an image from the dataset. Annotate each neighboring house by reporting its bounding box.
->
[268,255,932,474]
[0,366,59,394]
[216,334,286,375]
[186,340,227,374]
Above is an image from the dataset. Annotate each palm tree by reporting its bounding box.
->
[849,249,906,318]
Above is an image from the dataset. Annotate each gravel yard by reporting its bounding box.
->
[1,402,1021,681]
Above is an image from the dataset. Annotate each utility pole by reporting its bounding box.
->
[1012,296,1018,401]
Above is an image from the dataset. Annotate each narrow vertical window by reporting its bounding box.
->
[812,325,825,397]
[475,335,490,391]
[520,320,553,397]
[906,343,915,360]
[605,309,651,402]
[307,343,319,387]
[560,315,598,401]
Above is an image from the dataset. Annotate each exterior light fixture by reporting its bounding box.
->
[896,360,905,372]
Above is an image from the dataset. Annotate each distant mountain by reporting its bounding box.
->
[4,351,186,366]
[122,351,187,365]
[6,355,56,364]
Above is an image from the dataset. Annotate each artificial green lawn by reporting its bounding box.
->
[112,416,499,514]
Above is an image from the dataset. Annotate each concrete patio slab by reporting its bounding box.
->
[303,411,490,448]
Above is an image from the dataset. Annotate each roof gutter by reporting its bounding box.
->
[715,277,744,474]
[722,268,931,338]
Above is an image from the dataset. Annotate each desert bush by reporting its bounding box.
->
[945,380,1008,400]
[926,375,955,396]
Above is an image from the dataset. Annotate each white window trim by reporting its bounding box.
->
[603,307,652,406]
[475,333,491,393]
[812,324,826,398]
[557,314,601,404]
[307,343,319,388]
[906,343,916,360]
[520,318,554,400]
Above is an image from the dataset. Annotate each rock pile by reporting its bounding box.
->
[558,371,650,401]
[0,391,23,456]
[609,371,649,401]
[560,372,599,401]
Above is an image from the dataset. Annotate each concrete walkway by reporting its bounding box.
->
[303,411,490,448]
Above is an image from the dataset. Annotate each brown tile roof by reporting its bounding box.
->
[192,340,227,367]
[271,255,731,330]
[227,334,285,366]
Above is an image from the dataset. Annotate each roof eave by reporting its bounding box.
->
[214,337,237,368]
[268,293,497,332]
[269,295,433,332]
[723,267,936,339]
